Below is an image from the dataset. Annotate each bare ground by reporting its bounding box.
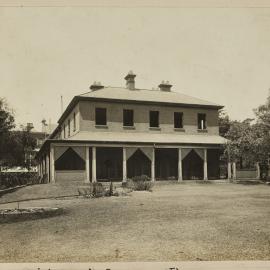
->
[0,182,269,262]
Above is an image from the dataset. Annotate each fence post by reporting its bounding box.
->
[256,162,260,180]
[232,162,236,180]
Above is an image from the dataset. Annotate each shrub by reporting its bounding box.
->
[132,174,150,182]
[78,186,92,197]
[123,175,153,191]
[122,178,135,189]
[0,172,39,189]
[41,173,48,184]
[92,182,105,197]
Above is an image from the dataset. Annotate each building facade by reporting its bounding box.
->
[37,72,226,184]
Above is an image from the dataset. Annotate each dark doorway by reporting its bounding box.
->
[182,150,203,180]
[55,147,85,170]
[155,148,178,180]
[96,147,122,181]
[127,149,151,178]
[207,149,220,179]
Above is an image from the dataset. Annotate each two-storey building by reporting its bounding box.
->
[37,71,226,184]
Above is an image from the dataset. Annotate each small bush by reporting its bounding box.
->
[78,186,92,196]
[123,175,153,191]
[132,174,150,182]
[109,181,114,196]
[92,182,105,197]
[78,182,105,198]
[122,178,135,189]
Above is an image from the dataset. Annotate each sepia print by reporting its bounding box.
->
[0,1,269,269]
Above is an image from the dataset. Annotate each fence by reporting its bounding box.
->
[236,169,257,179]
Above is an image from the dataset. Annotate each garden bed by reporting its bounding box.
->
[0,207,64,223]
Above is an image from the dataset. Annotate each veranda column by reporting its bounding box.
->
[203,148,208,180]
[40,162,42,176]
[38,159,42,177]
[92,146,97,183]
[151,147,155,181]
[227,161,232,180]
[85,146,90,183]
[42,157,45,175]
[40,159,43,176]
[227,148,232,180]
[46,154,50,182]
[256,162,260,180]
[38,162,41,177]
[178,148,183,181]
[50,146,55,183]
[123,147,127,183]
[232,162,236,180]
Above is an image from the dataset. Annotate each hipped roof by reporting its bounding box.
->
[57,87,223,126]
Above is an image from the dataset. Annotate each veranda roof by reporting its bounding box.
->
[65,131,226,145]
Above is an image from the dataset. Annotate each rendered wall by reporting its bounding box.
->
[79,100,219,135]
[55,170,86,183]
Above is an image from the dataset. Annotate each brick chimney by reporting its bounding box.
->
[90,81,104,91]
[159,81,172,92]
[124,71,136,90]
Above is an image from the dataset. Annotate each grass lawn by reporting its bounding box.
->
[0,182,269,262]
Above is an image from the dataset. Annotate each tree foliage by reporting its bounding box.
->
[221,92,270,171]
[0,98,37,169]
[218,110,231,137]
[0,98,15,168]
[254,92,270,127]
[0,98,15,135]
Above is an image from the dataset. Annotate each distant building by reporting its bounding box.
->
[37,71,226,183]
[41,119,58,136]
[18,122,56,169]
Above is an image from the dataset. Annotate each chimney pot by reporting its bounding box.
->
[159,81,172,92]
[124,71,136,90]
[90,81,104,91]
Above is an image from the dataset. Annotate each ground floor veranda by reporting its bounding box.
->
[37,142,231,183]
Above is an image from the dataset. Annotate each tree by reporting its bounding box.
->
[0,98,37,170]
[0,98,15,135]
[222,90,270,179]
[218,109,231,137]
[253,91,270,177]
[254,90,270,127]
[0,98,15,170]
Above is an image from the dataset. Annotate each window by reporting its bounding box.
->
[73,112,76,131]
[149,111,159,128]
[63,124,66,138]
[198,113,207,130]
[174,112,183,128]
[95,108,107,125]
[68,119,70,136]
[123,109,134,127]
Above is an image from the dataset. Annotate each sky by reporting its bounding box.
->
[1,4,270,131]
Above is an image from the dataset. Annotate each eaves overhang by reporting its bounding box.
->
[36,138,225,159]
